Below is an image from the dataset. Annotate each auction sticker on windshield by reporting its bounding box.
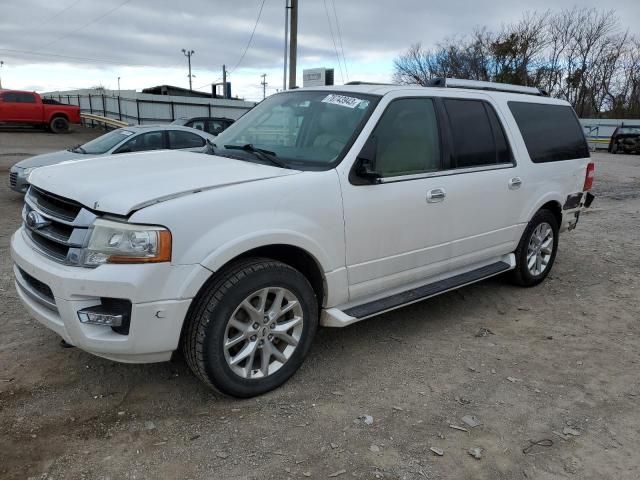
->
[322,94,363,109]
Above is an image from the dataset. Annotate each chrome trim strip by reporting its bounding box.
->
[377,163,515,184]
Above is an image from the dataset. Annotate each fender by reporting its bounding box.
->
[200,229,334,274]
[524,191,563,223]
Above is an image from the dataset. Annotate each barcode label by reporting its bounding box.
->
[321,94,363,109]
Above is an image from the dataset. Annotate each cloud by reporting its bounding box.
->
[1,0,639,100]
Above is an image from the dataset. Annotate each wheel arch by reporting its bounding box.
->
[526,194,563,227]
[49,112,69,122]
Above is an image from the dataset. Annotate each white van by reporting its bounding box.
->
[11,78,595,397]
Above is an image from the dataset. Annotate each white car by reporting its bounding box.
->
[8,125,216,193]
[11,79,595,397]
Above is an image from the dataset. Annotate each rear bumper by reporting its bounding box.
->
[11,228,211,363]
[561,192,595,232]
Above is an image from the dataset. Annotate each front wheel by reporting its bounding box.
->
[182,258,318,397]
[512,209,559,287]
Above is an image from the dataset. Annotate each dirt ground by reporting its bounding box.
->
[0,132,639,479]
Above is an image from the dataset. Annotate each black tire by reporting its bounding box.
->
[611,142,618,154]
[49,116,69,133]
[512,209,559,287]
[182,258,318,397]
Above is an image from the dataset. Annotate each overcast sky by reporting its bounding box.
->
[1,0,639,101]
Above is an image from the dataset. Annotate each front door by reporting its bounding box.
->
[340,96,455,301]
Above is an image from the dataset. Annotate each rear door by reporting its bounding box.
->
[436,96,525,270]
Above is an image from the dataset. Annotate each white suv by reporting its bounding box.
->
[11,79,595,397]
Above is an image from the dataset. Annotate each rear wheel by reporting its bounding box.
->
[512,209,559,287]
[49,116,69,133]
[182,258,318,397]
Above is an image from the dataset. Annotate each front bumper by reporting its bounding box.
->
[11,228,211,363]
[8,166,29,194]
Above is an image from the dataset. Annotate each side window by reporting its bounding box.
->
[2,92,19,103]
[117,131,165,153]
[443,99,511,168]
[168,130,205,149]
[508,102,590,162]
[371,98,441,177]
[187,120,206,131]
[206,120,225,135]
[17,93,36,103]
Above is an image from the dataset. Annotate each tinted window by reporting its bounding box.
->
[168,130,205,149]
[371,98,441,177]
[206,120,226,135]
[17,93,36,103]
[444,99,511,168]
[1,92,19,102]
[186,120,206,131]
[508,102,589,162]
[81,129,134,154]
[118,131,164,153]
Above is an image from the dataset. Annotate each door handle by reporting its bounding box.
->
[427,188,446,203]
[508,177,522,190]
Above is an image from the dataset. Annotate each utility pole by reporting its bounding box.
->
[261,74,267,100]
[283,0,289,90]
[222,64,227,99]
[0,61,4,89]
[182,49,195,91]
[288,0,298,89]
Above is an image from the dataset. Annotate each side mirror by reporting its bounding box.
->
[355,136,381,183]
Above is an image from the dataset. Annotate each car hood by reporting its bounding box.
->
[15,149,90,168]
[28,150,299,216]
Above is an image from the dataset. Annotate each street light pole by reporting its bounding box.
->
[182,49,195,91]
[0,61,4,89]
[117,76,121,96]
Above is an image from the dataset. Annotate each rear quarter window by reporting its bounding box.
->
[508,102,589,162]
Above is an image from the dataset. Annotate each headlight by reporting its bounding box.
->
[22,167,36,179]
[83,219,172,266]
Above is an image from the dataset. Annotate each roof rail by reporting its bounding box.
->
[426,77,548,97]
[344,81,396,86]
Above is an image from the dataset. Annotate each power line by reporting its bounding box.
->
[228,0,267,74]
[37,0,135,51]
[0,47,161,69]
[323,0,344,83]
[330,0,349,82]
[35,0,85,27]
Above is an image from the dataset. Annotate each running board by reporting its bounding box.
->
[321,260,511,327]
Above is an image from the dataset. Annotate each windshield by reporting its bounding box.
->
[80,129,134,154]
[213,90,379,168]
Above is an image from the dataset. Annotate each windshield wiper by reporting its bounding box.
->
[223,144,288,169]
[68,144,86,154]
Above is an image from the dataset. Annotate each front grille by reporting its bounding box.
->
[23,187,96,265]
[18,267,54,303]
[9,172,17,187]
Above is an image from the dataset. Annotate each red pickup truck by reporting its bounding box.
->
[0,89,81,133]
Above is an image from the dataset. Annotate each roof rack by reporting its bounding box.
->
[426,77,548,97]
[344,81,396,86]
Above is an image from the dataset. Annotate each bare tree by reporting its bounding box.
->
[392,7,640,117]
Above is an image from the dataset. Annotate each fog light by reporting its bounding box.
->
[78,307,125,327]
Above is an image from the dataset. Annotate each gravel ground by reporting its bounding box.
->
[0,136,639,479]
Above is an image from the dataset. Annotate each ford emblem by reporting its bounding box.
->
[26,211,51,230]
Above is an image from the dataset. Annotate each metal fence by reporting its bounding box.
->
[43,90,256,126]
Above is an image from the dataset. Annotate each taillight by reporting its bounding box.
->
[583,162,595,191]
